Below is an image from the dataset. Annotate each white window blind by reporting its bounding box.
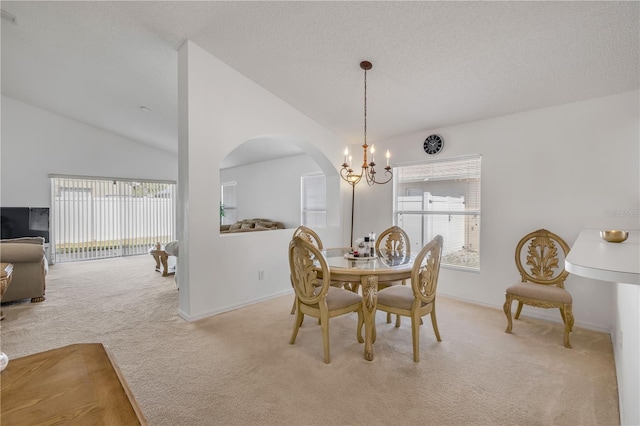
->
[301,174,326,227]
[221,182,237,225]
[394,155,481,271]
[50,175,176,262]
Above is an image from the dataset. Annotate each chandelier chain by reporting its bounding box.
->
[363,66,367,148]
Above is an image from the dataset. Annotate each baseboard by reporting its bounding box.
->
[178,288,293,322]
[439,292,612,335]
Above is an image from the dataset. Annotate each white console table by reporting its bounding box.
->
[565,228,640,426]
[565,229,639,285]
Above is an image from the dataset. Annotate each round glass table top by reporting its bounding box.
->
[322,248,414,271]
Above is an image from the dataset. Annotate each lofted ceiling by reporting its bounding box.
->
[1,1,638,167]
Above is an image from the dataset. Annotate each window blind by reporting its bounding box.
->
[394,155,481,271]
[301,174,326,227]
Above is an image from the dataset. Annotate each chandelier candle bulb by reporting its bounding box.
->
[344,147,349,164]
[370,145,375,163]
[386,150,390,167]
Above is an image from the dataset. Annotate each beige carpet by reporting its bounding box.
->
[1,255,619,425]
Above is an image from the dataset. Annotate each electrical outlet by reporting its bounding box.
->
[258,270,264,280]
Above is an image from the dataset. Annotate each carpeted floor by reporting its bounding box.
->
[1,255,620,425]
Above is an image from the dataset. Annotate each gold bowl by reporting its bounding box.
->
[600,230,629,243]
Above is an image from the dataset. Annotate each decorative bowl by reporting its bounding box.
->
[600,230,629,243]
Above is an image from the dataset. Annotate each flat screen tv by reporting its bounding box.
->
[0,207,50,243]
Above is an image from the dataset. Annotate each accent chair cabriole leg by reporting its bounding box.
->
[514,301,524,319]
[563,304,574,349]
[504,294,514,333]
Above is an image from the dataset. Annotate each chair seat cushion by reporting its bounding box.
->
[377,285,424,310]
[315,286,361,310]
[506,282,572,304]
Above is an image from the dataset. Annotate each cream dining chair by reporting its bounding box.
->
[288,236,363,363]
[290,226,350,315]
[503,229,573,348]
[372,235,444,362]
[375,226,411,326]
[290,226,323,314]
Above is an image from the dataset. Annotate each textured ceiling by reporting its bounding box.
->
[2,1,638,164]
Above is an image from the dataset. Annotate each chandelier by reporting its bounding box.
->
[340,60,392,187]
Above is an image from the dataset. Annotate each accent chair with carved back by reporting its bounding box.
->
[503,229,573,348]
[288,236,363,364]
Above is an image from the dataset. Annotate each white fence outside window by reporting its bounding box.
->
[50,176,176,262]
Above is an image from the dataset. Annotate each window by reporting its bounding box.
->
[301,174,326,227]
[50,175,176,262]
[394,155,481,271]
[221,182,237,225]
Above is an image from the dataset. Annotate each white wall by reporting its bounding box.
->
[177,41,345,320]
[220,153,321,228]
[1,95,178,207]
[356,90,639,332]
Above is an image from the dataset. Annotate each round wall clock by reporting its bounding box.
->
[423,134,444,155]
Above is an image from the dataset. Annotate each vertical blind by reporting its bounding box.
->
[50,175,176,262]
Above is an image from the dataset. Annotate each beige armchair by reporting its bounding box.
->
[288,236,363,363]
[0,237,47,303]
[373,235,444,362]
[503,229,573,348]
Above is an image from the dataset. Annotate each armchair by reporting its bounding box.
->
[0,237,47,303]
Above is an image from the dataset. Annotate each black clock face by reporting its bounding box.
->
[423,134,444,155]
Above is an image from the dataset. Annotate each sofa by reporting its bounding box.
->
[0,237,48,303]
[220,218,285,234]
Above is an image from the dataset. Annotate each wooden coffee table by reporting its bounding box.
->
[1,343,148,425]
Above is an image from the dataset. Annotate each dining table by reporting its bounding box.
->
[319,247,415,361]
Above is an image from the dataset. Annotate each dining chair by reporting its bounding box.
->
[503,229,573,348]
[375,226,411,326]
[292,225,323,249]
[290,226,322,314]
[373,235,443,362]
[290,226,351,315]
[289,236,364,363]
